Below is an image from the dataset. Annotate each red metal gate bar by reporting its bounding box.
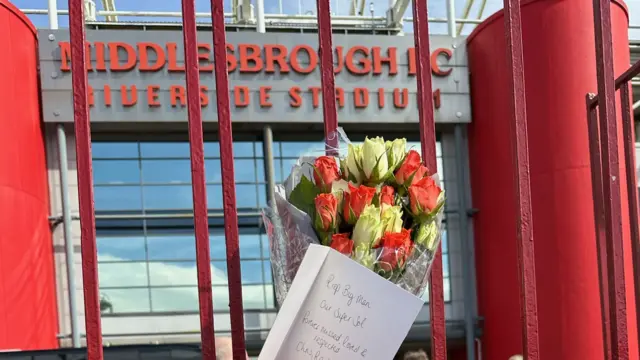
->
[587,61,640,108]
[67,1,104,359]
[208,0,248,358]
[586,94,612,360]
[315,0,339,145]
[619,81,640,352]
[592,0,630,357]
[179,1,218,359]
[501,0,540,358]
[410,0,447,358]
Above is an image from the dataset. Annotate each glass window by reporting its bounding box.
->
[142,160,192,184]
[98,262,148,287]
[140,142,191,158]
[92,142,138,159]
[147,235,195,261]
[100,289,151,313]
[150,287,198,312]
[93,160,140,185]
[148,261,197,286]
[94,186,142,211]
[143,185,193,210]
[97,236,146,262]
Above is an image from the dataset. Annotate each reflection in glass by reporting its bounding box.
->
[97,236,146,261]
[147,235,195,261]
[93,160,140,185]
[143,185,193,210]
[92,142,138,159]
[98,262,148,287]
[100,288,151,313]
[150,287,198,312]
[142,160,192,184]
[148,261,198,286]
[95,186,142,211]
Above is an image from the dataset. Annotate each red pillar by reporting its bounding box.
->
[0,0,59,350]
[466,0,638,359]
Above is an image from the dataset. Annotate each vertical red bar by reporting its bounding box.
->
[315,0,339,142]
[410,1,447,359]
[501,0,540,358]
[586,96,612,360]
[179,1,217,359]
[209,0,247,357]
[67,1,103,359]
[592,0,630,357]
[619,83,640,349]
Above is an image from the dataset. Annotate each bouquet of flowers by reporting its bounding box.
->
[262,129,445,305]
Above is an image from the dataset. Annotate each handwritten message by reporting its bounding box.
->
[293,274,372,360]
[259,244,423,360]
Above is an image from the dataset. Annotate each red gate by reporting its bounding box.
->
[64,0,540,359]
[586,0,640,358]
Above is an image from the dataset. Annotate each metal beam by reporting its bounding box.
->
[387,0,411,27]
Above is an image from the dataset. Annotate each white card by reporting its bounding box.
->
[259,244,425,360]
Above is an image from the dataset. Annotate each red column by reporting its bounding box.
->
[0,0,58,350]
[466,0,638,359]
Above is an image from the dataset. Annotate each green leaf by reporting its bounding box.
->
[289,175,321,216]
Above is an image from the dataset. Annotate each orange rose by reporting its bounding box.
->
[314,193,338,231]
[379,186,395,210]
[313,156,340,192]
[343,183,377,224]
[394,150,429,186]
[377,228,413,272]
[330,233,354,255]
[408,176,442,215]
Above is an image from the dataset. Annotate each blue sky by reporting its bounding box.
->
[12,0,640,39]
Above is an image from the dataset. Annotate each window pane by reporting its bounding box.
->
[277,158,299,183]
[210,234,227,260]
[236,184,259,208]
[95,186,142,211]
[213,285,231,310]
[234,142,256,157]
[92,142,138,159]
[279,142,322,157]
[211,261,229,285]
[443,256,450,278]
[235,159,258,182]
[140,142,190,158]
[142,160,191,183]
[93,160,140,185]
[239,234,263,259]
[204,142,220,158]
[150,287,198,312]
[97,236,146,262]
[208,185,222,209]
[100,289,150,313]
[143,185,193,210]
[243,285,268,309]
[149,261,196,286]
[241,260,266,284]
[263,260,273,283]
[99,262,148,287]
[205,159,221,183]
[147,235,195,261]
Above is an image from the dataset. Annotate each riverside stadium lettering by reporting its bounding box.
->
[57,41,454,110]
